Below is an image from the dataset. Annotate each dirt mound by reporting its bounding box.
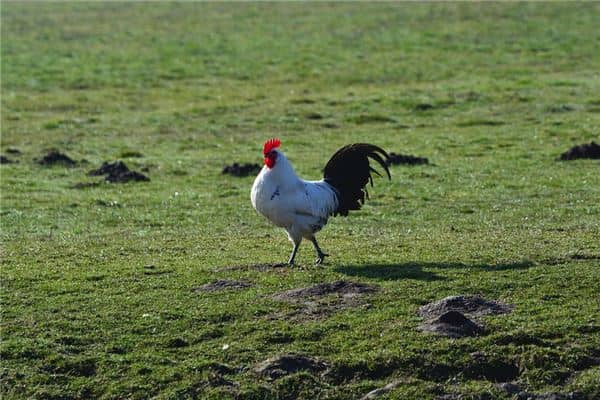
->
[89,161,149,183]
[414,103,434,111]
[106,170,149,183]
[272,280,379,321]
[418,295,512,319]
[386,152,428,166]
[36,150,77,166]
[273,280,379,301]
[89,161,130,176]
[193,280,251,292]
[254,354,328,380]
[1,155,16,164]
[305,112,323,120]
[419,310,484,338]
[418,295,512,338]
[5,147,21,155]
[222,162,261,177]
[558,141,600,160]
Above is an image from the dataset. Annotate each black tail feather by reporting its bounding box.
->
[323,143,391,216]
[369,166,383,179]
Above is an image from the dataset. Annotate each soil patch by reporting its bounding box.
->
[386,152,429,166]
[36,150,77,166]
[193,279,251,292]
[181,364,239,396]
[89,160,131,176]
[465,351,519,381]
[43,357,97,377]
[305,112,323,120]
[272,280,379,321]
[254,354,328,380]
[327,356,429,384]
[414,103,434,111]
[419,310,484,338]
[418,295,512,319]
[418,295,512,338]
[89,161,150,183]
[0,155,16,164]
[5,147,21,155]
[273,280,379,301]
[222,162,261,177]
[557,141,600,160]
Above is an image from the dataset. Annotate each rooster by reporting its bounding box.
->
[251,138,391,265]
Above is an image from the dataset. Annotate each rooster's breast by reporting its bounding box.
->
[251,171,295,228]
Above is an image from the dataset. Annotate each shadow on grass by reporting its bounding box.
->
[335,263,445,281]
[335,260,534,281]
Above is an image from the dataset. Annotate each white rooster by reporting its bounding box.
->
[251,138,390,265]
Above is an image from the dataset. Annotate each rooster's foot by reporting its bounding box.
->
[315,252,329,265]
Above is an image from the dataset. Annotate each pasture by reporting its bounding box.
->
[1,2,599,399]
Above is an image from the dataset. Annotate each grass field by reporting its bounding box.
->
[1,2,599,399]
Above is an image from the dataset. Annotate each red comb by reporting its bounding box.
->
[263,138,281,155]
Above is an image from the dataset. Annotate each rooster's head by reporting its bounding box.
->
[263,138,281,169]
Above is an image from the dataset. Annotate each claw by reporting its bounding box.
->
[315,252,329,265]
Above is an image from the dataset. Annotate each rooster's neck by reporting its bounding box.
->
[264,152,299,184]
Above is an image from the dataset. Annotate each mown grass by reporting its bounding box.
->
[1,2,599,399]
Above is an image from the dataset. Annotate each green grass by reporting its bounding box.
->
[1,2,599,399]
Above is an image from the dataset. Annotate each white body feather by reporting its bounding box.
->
[251,150,338,244]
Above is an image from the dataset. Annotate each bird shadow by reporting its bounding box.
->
[335,260,534,281]
[336,263,445,281]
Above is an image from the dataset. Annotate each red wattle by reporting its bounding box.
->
[264,156,275,168]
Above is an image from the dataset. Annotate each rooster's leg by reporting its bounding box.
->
[288,241,300,265]
[310,237,329,265]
